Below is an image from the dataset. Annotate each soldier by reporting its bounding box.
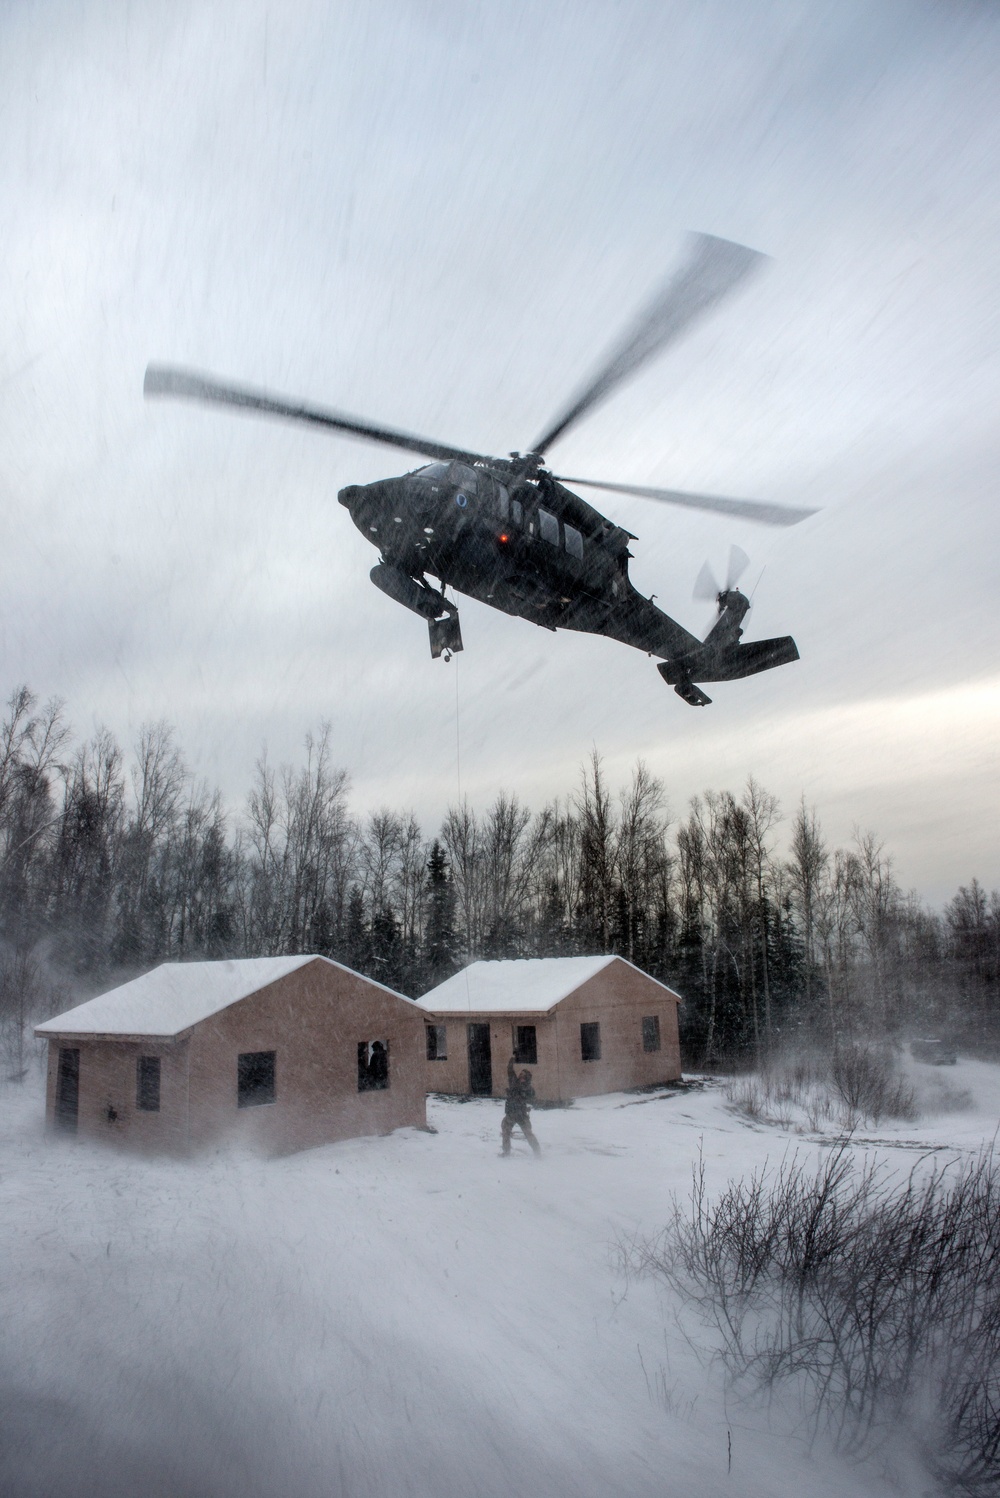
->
[501,1054,541,1156]
[367,1039,389,1090]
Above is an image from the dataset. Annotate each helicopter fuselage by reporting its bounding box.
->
[338,459,701,662]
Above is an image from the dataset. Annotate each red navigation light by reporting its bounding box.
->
[498,532,509,543]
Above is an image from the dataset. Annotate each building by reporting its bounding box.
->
[35,955,426,1155]
[417,955,681,1102]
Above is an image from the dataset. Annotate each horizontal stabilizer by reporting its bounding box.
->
[658,634,799,702]
[699,635,799,682]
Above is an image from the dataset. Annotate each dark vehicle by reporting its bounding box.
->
[145,234,816,706]
[910,1037,958,1065]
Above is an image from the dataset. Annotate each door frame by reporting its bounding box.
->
[55,1046,80,1132]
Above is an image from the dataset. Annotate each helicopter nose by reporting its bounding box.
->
[338,477,408,511]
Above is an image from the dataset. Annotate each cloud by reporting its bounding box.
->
[1,0,998,900]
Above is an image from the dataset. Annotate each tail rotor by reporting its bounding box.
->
[693,545,750,631]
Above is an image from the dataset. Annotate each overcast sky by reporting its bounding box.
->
[2,0,998,903]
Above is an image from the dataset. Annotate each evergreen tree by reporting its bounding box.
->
[344,885,369,974]
[422,840,456,989]
[369,903,401,990]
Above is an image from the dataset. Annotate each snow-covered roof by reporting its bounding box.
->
[417,955,679,1014]
[35,955,410,1039]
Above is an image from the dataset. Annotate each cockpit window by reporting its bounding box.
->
[416,461,478,493]
[496,484,510,520]
[449,464,478,493]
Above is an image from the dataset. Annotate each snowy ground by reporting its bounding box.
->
[2,1058,997,1498]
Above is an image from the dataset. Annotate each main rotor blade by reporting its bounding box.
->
[531,234,766,457]
[556,475,818,528]
[144,365,486,467]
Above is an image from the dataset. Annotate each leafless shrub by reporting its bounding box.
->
[725,1047,918,1132]
[805,1091,837,1132]
[724,1074,794,1128]
[724,1075,765,1119]
[832,1043,917,1124]
[630,1147,1000,1494]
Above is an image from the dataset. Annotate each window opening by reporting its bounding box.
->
[538,509,559,546]
[136,1055,161,1111]
[237,1050,276,1108]
[426,1024,448,1061]
[564,524,584,560]
[358,1039,390,1091]
[496,485,510,520]
[511,500,523,529]
[580,1022,602,1062]
[642,1016,661,1053]
[56,1048,80,1131]
[513,1025,537,1065]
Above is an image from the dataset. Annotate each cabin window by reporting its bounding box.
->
[564,524,584,560]
[237,1050,276,1108]
[136,1055,161,1111]
[358,1039,390,1091]
[426,1024,448,1061]
[511,500,523,529]
[496,485,510,520]
[538,508,559,546]
[513,1025,537,1065]
[642,1016,661,1053]
[580,1022,602,1062]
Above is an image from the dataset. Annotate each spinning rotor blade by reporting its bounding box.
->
[693,561,720,601]
[556,475,817,528]
[692,546,750,604]
[726,544,750,589]
[531,234,766,457]
[144,365,486,467]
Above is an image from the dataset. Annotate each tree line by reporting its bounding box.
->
[0,683,996,1075]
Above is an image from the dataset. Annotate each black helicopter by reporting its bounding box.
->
[145,233,815,706]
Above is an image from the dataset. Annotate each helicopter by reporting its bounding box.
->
[144,233,816,706]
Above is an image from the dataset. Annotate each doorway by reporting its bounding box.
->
[467,1023,492,1095]
[56,1048,79,1132]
